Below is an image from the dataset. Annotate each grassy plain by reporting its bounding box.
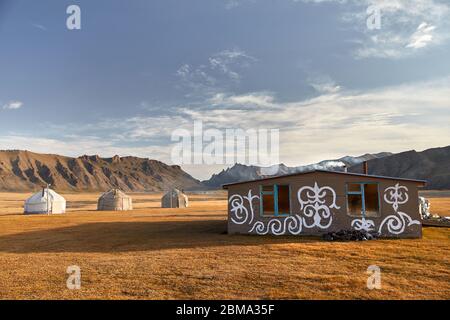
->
[0,191,448,299]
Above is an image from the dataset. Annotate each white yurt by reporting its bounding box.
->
[161,189,189,208]
[24,187,66,215]
[97,189,133,211]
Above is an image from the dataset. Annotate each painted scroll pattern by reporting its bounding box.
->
[297,182,340,229]
[230,182,340,236]
[249,215,303,235]
[379,183,420,235]
[384,183,409,211]
[229,190,259,225]
[351,218,375,232]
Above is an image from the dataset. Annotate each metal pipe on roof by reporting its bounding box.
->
[363,161,369,175]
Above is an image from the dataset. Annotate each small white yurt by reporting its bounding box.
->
[24,187,66,215]
[161,189,189,208]
[97,189,133,211]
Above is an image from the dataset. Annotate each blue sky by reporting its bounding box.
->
[0,0,450,180]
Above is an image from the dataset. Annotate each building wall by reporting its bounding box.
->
[227,172,422,238]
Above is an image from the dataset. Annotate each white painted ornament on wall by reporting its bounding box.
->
[379,183,420,235]
[383,183,409,211]
[351,217,375,232]
[229,182,340,236]
[229,190,259,225]
[249,215,303,235]
[297,182,340,229]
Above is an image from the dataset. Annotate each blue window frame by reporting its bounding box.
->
[346,182,380,218]
[260,184,291,217]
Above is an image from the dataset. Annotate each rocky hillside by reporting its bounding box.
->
[0,150,202,192]
[203,152,392,188]
[349,146,450,190]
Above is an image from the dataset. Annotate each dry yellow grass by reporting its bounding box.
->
[420,191,450,217]
[427,199,450,217]
[0,191,448,300]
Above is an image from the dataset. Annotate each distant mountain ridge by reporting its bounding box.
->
[0,150,202,192]
[203,152,392,188]
[1,146,449,192]
[204,146,450,190]
[348,146,450,189]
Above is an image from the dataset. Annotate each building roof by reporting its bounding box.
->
[222,169,427,189]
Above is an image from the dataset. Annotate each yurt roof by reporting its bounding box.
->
[26,188,66,203]
[100,189,129,199]
[165,188,185,195]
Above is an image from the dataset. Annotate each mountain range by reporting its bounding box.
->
[0,146,449,192]
[202,152,392,188]
[203,146,450,190]
[348,146,450,190]
[0,150,202,192]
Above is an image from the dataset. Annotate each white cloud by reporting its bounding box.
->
[307,75,341,94]
[406,22,436,49]
[31,23,47,31]
[2,101,23,110]
[350,0,449,58]
[294,0,348,3]
[176,48,257,97]
[223,0,257,9]
[291,0,450,59]
[182,77,450,169]
[1,77,449,179]
[209,92,276,108]
[224,0,241,9]
[208,49,257,80]
[0,135,173,163]
[224,0,450,58]
[176,64,191,78]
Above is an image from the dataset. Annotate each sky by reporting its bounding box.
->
[0,0,449,180]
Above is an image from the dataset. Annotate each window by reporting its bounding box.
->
[262,193,275,215]
[260,184,291,217]
[363,184,379,217]
[347,193,363,216]
[277,185,290,214]
[346,183,380,217]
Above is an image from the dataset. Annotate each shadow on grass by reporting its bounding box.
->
[0,219,320,253]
